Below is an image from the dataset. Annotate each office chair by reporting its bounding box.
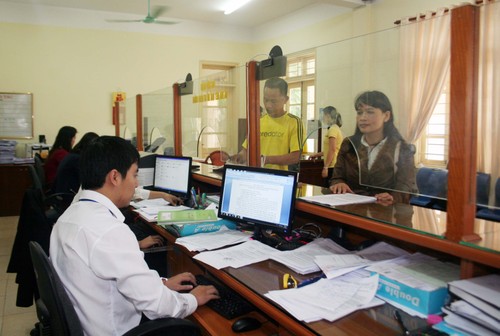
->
[410,167,448,209]
[28,241,201,336]
[476,177,500,222]
[476,172,491,210]
[204,150,230,166]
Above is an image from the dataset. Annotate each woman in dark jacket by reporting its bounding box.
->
[329,91,416,204]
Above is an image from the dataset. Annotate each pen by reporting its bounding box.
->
[394,310,410,336]
[297,274,325,288]
[191,187,198,208]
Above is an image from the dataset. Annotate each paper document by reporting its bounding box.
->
[300,193,376,206]
[175,228,252,252]
[193,239,278,269]
[265,270,383,323]
[270,238,349,274]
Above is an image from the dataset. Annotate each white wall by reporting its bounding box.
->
[0,22,251,154]
[0,0,468,155]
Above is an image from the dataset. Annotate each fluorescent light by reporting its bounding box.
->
[224,0,252,15]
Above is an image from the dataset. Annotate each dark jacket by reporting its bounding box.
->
[7,188,52,307]
[330,135,417,203]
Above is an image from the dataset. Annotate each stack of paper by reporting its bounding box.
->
[314,241,409,279]
[176,228,251,252]
[265,270,384,323]
[300,193,377,206]
[0,140,17,164]
[132,198,190,222]
[270,238,348,274]
[440,274,500,335]
[192,239,276,267]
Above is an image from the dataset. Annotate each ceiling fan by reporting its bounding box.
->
[106,0,178,25]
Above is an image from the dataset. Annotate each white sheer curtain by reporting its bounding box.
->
[398,8,451,144]
[477,0,500,206]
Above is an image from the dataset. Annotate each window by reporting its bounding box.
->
[418,89,449,168]
[286,52,316,152]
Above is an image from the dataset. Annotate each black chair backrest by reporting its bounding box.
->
[34,153,46,188]
[29,241,84,336]
[476,172,491,206]
[495,178,500,207]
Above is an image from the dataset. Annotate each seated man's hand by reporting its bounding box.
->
[139,235,164,249]
[190,285,220,306]
[163,193,183,206]
[162,272,197,292]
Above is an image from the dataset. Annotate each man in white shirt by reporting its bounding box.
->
[50,136,218,335]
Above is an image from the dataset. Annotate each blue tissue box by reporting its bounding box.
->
[376,274,449,315]
[161,219,237,237]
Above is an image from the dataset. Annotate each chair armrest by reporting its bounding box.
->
[123,317,200,336]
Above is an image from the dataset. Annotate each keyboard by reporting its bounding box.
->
[195,274,255,320]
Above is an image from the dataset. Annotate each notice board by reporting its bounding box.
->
[0,92,33,139]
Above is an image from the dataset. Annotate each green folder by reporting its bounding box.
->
[157,209,217,225]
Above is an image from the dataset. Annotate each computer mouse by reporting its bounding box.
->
[231,317,262,333]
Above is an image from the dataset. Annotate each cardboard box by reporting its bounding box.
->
[376,274,449,315]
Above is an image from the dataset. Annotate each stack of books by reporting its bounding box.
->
[439,274,500,336]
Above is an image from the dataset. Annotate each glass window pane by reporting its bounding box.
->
[289,88,301,104]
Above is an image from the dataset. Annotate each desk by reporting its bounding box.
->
[147,221,425,335]
[180,163,499,333]
[0,164,32,216]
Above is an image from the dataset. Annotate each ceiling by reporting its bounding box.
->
[1,0,366,28]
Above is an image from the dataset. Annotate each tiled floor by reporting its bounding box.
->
[0,216,38,336]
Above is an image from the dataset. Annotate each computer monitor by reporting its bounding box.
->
[152,155,192,199]
[218,165,298,235]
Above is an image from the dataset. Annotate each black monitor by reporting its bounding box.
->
[152,155,192,199]
[218,165,298,235]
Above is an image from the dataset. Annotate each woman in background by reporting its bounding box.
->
[329,91,416,204]
[53,131,98,195]
[44,126,77,189]
[309,106,343,186]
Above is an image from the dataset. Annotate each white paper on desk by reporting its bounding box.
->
[265,271,382,322]
[444,302,500,334]
[193,240,278,269]
[300,193,376,206]
[270,238,348,274]
[315,241,410,279]
[176,229,251,252]
[367,253,460,291]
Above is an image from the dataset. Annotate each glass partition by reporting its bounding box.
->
[141,89,174,155]
[474,0,500,222]
[181,65,247,166]
[306,17,456,210]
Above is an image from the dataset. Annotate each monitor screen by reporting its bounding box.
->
[153,155,192,198]
[218,165,298,234]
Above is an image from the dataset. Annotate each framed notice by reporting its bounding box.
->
[0,92,33,139]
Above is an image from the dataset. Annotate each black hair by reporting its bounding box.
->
[49,126,77,156]
[353,90,403,141]
[80,136,139,190]
[323,106,343,127]
[264,77,288,96]
[72,132,99,154]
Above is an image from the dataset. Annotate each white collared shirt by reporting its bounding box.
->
[50,189,197,336]
[360,136,387,170]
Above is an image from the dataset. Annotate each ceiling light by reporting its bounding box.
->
[224,0,252,15]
